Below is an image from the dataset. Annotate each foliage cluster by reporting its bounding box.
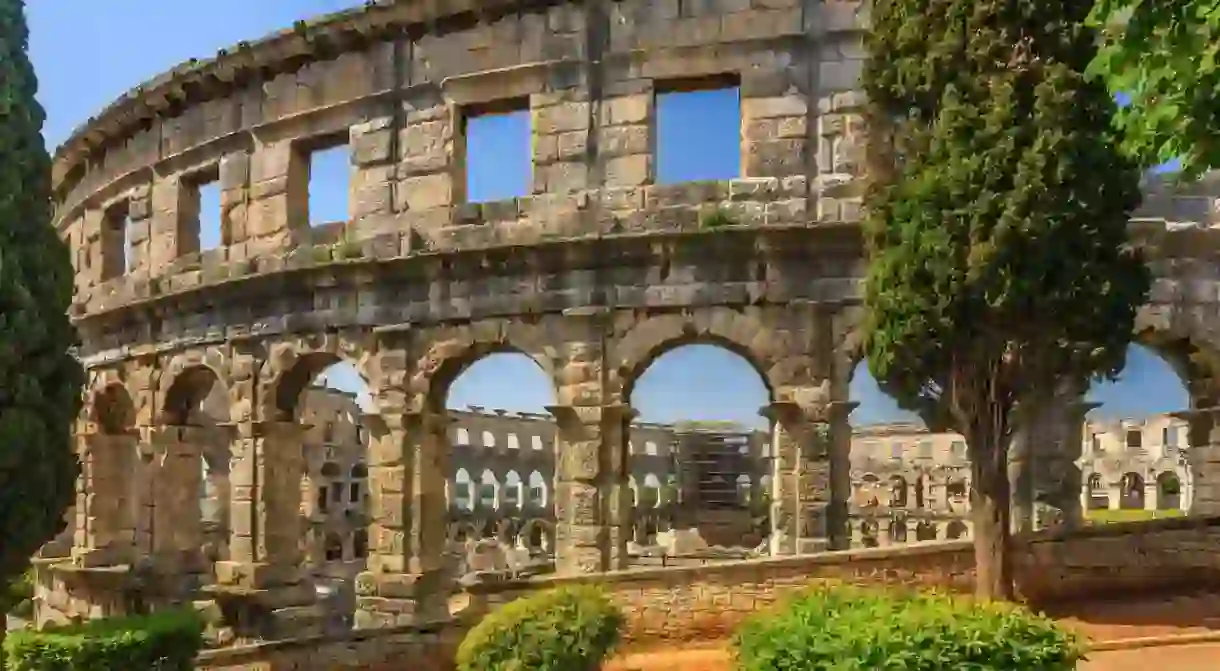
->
[3,609,205,671]
[0,0,86,597]
[1,571,33,619]
[456,585,624,671]
[732,583,1085,670]
[1089,0,1220,177]
[860,0,1149,598]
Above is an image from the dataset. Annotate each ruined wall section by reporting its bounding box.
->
[53,0,868,335]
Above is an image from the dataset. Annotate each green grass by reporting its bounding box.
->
[1084,508,1186,524]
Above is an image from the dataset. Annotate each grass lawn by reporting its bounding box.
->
[1084,508,1186,523]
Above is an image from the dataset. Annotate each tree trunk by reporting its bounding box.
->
[968,426,1014,601]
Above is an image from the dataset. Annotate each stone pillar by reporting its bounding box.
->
[355,410,450,628]
[212,421,318,640]
[146,426,205,571]
[1144,481,1160,510]
[765,400,854,555]
[546,404,634,574]
[1010,392,1095,533]
[73,430,139,567]
[1173,406,1220,515]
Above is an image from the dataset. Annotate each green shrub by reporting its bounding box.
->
[457,585,624,671]
[732,583,1084,670]
[4,608,204,671]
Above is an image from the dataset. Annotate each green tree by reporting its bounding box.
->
[1088,0,1220,178]
[861,0,1149,600]
[0,0,85,647]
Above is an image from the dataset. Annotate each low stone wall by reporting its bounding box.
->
[466,515,1220,646]
[193,515,1220,668]
[196,622,459,671]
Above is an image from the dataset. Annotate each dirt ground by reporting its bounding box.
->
[603,591,1220,671]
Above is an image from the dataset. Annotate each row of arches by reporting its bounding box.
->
[69,328,1212,630]
[1085,471,1185,511]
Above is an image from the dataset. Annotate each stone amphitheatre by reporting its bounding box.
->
[36,0,1220,667]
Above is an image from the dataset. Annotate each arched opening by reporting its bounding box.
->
[157,366,229,569]
[478,469,500,510]
[1086,342,1197,522]
[324,533,344,562]
[82,384,139,564]
[1086,472,1109,511]
[888,475,908,508]
[1119,472,1146,510]
[887,518,907,544]
[527,471,547,510]
[442,348,555,565]
[915,520,938,542]
[849,359,949,549]
[273,355,375,611]
[1157,471,1183,510]
[504,470,523,509]
[946,519,969,540]
[454,469,474,511]
[860,519,880,548]
[626,341,772,562]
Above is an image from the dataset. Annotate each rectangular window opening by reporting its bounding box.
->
[460,98,531,203]
[102,200,132,280]
[299,135,351,228]
[656,75,741,185]
[183,166,222,253]
[1126,429,1143,449]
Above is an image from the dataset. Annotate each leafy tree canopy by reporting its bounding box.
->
[1089,0,1220,178]
[863,0,1149,433]
[862,0,1149,599]
[0,0,84,585]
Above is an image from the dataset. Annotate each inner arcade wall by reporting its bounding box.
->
[46,0,1220,646]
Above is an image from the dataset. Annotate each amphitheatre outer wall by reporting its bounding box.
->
[45,0,1220,654]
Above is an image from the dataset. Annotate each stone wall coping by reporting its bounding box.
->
[52,0,533,176]
[464,539,975,595]
[195,618,449,664]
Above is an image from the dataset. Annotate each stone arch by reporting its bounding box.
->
[888,475,908,508]
[479,469,500,510]
[160,362,226,426]
[520,518,553,553]
[90,382,137,434]
[914,520,937,541]
[616,311,783,404]
[454,468,474,510]
[504,470,523,508]
[946,519,968,540]
[886,518,907,543]
[324,532,344,561]
[860,518,879,547]
[527,470,548,508]
[412,324,557,413]
[1119,472,1146,510]
[1085,471,1109,510]
[260,335,375,421]
[1157,471,1183,510]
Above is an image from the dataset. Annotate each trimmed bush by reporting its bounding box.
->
[4,608,204,671]
[732,583,1084,670]
[457,585,624,671]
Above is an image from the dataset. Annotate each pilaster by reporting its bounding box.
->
[763,399,855,555]
[1173,406,1220,515]
[546,403,635,574]
[355,409,451,629]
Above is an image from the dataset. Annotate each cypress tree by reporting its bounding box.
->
[861,0,1149,599]
[0,0,85,636]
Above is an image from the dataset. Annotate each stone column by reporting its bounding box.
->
[546,404,634,574]
[1173,406,1220,515]
[764,400,854,555]
[212,420,318,639]
[355,409,450,628]
[73,430,139,567]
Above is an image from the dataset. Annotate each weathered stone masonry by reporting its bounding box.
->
[44,0,1220,642]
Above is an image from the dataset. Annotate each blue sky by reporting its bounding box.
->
[30,2,1189,429]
